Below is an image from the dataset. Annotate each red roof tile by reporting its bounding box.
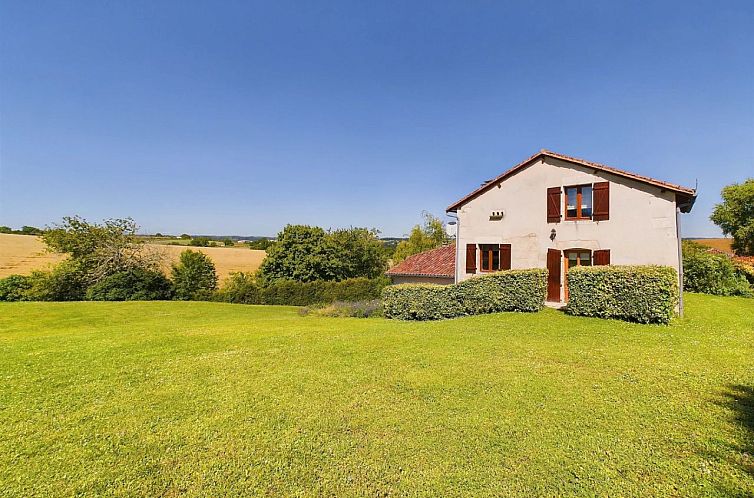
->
[447,149,697,213]
[386,244,455,278]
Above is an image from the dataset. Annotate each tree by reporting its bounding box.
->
[248,238,275,251]
[0,226,12,234]
[330,227,388,279]
[223,238,235,247]
[393,212,450,263]
[710,179,754,255]
[42,216,164,285]
[20,226,43,235]
[171,250,218,300]
[257,225,347,284]
[189,237,211,247]
[256,225,389,283]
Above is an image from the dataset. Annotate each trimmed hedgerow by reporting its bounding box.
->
[382,269,548,320]
[566,265,679,324]
[217,274,389,306]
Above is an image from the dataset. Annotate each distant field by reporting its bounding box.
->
[0,234,266,282]
[690,238,734,253]
[0,234,67,278]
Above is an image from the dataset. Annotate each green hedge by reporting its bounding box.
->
[382,269,548,320]
[566,265,678,324]
[218,275,389,306]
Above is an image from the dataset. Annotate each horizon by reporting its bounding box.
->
[1,1,752,238]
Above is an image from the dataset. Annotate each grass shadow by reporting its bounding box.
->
[723,384,754,478]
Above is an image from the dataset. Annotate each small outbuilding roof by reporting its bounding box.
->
[447,149,697,213]
[386,244,456,278]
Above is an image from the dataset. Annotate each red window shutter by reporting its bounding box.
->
[499,244,511,270]
[465,244,477,273]
[593,182,610,221]
[547,187,561,223]
[593,249,610,265]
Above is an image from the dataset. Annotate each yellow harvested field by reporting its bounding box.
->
[154,245,267,283]
[0,234,67,278]
[689,238,734,254]
[0,234,266,282]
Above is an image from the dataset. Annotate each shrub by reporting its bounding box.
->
[86,269,174,301]
[217,274,389,306]
[218,272,261,304]
[25,260,88,301]
[172,250,218,300]
[683,251,752,297]
[566,265,679,324]
[733,257,754,285]
[0,275,33,301]
[189,237,211,247]
[382,269,548,320]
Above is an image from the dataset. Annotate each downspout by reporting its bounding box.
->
[676,206,684,318]
[448,211,459,284]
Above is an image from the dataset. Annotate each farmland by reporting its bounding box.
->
[1,293,752,496]
[0,234,266,282]
[689,237,734,254]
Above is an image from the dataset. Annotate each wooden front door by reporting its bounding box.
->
[563,249,592,301]
[546,249,561,302]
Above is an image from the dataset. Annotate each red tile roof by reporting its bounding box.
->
[386,244,455,278]
[447,149,697,213]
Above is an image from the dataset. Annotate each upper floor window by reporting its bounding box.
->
[565,185,593,220]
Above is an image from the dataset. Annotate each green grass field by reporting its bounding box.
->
[1,294,752,496]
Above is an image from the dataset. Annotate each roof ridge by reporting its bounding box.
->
[447,149,697,213]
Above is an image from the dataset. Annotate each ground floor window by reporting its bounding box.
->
[479,244,500,272]
[564,249,591,301]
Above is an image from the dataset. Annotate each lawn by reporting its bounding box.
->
[1,294,752,496]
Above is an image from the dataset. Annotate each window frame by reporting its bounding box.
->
[479,244,500,272]
[563,184,593,221]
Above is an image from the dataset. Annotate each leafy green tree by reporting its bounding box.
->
[20,226,43,235]
[223,238,235,247]
[710,178,754,255]
[257,225,347,283]
[330,227,388,279]
[247,238,275,251]
[189,237,211,247]
[0,226,12,234]
[172,250,218,300]
[393,212,450,263]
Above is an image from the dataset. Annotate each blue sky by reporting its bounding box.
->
[1,1,752,237]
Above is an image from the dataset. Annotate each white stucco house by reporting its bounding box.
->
[443,149,697,303]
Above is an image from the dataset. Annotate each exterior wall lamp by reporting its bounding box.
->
[550,228,557,241]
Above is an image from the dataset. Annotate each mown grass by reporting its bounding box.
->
[0,294,752,496]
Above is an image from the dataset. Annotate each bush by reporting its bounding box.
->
[566,265,679,324]
[217,274,389,306]
[683,251,752,297]
[24,261,88,301]
[0,275,33,301]
[172,250,218,300]
[86,269,174,301]
[382,269,548,320]
[189,237,212,247]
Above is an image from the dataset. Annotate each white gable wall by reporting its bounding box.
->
[454,156,680,297]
